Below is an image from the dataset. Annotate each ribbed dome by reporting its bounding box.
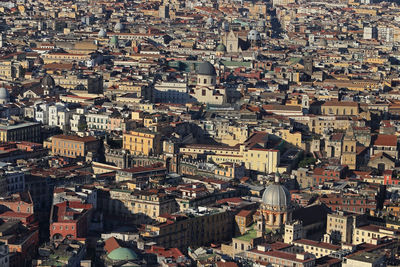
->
[197,61,216,76]
[98,28,107,38]
[41,74,55,89]
[107,247,138,261]
[248,29,261,41]
[262,184,291,207]
[114,22,123,31]
[0,87,9,100]
[216,44,226,52]
[258,20,266,27]
[110,35,118,44]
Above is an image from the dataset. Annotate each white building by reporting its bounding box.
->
[48,103,71,131]
[153,81,190,104]
[87,112,110,131]
[1,166,25,195]
[69,108,87,132]
[34,102,50,125]
[191,61,225,105]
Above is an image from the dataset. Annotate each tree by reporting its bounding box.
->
[77,120,87,132]
[298,157,316,168]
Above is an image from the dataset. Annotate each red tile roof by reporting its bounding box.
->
[104,237,121,254]
[373,134,397,147]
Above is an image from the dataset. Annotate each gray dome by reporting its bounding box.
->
[206,17,214,25]
[262,184,291,207]
[98,28,107,38]
[41,74,55,89]
[114,22,123,31]
[248,29,261,41]
[198,61,216,76]
[0,87,9,100]
[258,20,266,27]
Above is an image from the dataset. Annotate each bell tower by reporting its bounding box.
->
[341,126,357,169]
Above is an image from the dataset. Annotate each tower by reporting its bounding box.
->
[341,126,357,169]
[222,30,240,53]
[284,221,303,244]
[303,55,313,76]
[0,34,3,48]
[257,214,265,238]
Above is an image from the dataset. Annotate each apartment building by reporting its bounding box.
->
[123,129,162,156]
[50,135,99,158]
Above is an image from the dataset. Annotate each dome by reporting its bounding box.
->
[248,29,261,41]
[216,44,226,52]
[206,17,214,25]
[98,28,107,38]
[110,35,118,45]
[108,247,138,261]
[0,87,9,100]
[261,183,291,208]
[257,20,266,27]
[41,74,55,89]
[197,61,216,76]
[114,22,123,32]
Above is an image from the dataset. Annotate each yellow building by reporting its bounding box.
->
[243,147,279,174]
[0,122,41,143]
[123,129,162,156]
[180,134,281,174]
[107,188,177,223]
[215,124,249,146]
[51,135,99,158]
[322,101,359,116]
[353,225,399,245]
[141,208,233,250]
[42,53,90,64]
[280,129,302,148]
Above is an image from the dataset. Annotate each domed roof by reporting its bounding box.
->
[98,28,107,38]
[110,35,118,44]
[261,183,291,207]
[0,87,9,100]
[206,17,214,25]
[107,247,138,261]
[216,44,226,52]
[114,22,123,31]
[248,29,261,41]
[41,74,55,89]
[258,20,266,27]
[197,61,216,76]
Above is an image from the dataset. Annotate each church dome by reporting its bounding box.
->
[248,29,261,41]
[206,17,214,25]
[110,35,118,45]
[198,61,216,76]
[216,44,226,52]
[98,28,107,38]
[261,183,291,208]
[107,247,138,261]
[257,20,266,27]
[0,87,9,100]
[41,74,55,89]
[114,22,123,32]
